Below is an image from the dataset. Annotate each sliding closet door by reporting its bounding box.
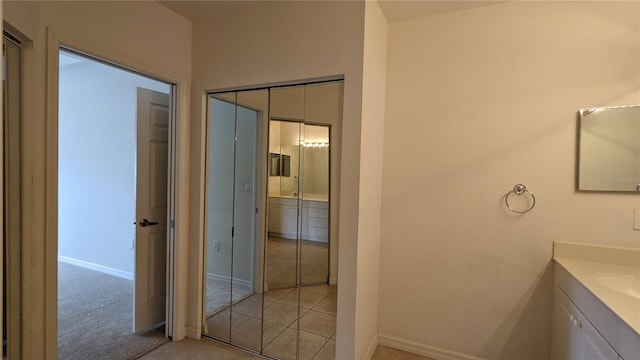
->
[204,94,236,342]
[264,83,341,360]
[201,81,342,360]
[228,90,266,352]
[203,89,267,353]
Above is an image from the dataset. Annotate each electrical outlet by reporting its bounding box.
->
[634,210,640,230]
[214,241,220,251]
[130,238,135,249]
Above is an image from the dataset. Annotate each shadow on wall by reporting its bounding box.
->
[479,262,554,360]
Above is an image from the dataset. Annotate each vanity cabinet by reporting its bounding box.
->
[268,197,328,242]
[268,197,299,236]
[303,200,329,242]
[553,286,621,360]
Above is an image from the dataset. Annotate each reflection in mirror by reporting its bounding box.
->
[300,124,330,285]
[203,89,266,352]
[264,120,302,360]
[265,120,334,359]
[229,90,267,352]
[267,121,302,289]
[204,92,236,342]
[579,105,640,192]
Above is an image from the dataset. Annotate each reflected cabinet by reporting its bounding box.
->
[202,81,342,359]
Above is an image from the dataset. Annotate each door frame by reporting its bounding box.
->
[44,28,189,357]
[2,33,22,360]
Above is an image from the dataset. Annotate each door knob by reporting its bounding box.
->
[137,218,159,227]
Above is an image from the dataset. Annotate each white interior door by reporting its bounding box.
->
[134,87,170,333]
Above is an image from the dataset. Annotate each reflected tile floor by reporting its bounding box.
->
[267,237,329,288]
[138,340,433,360]
[204,284,337,359]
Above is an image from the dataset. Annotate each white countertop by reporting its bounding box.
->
[554,257,640,335]
[553,242,640,336]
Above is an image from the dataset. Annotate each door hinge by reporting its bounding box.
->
[231,227,234,237]
[170,220,175,229]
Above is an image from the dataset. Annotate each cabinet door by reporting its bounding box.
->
[269,204,297,235]
[553,286,621,360]
[581,318,619,360]
[553,287,581,360]
[268,204,285,233]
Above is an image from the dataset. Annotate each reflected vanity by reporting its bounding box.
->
[202,81,342,359]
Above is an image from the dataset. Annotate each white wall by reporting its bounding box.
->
[3,2,192,357]
[379,2,640,359]
[187,2,366,357]
[356,2,388,358]
[58,57,169,277]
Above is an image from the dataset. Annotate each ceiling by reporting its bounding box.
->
[159,0,502,23]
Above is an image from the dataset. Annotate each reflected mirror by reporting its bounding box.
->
[578,105,640,192]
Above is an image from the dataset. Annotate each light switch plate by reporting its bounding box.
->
[634,210,640,230]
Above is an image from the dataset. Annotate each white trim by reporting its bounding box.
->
[186,326,201,339]
[58,256,133,281]
[364,334,378,360]
[378,334,487,360]
[206,273,252,289]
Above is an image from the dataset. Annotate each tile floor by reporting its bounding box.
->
[139,340,433,360]
[204,284,337,360]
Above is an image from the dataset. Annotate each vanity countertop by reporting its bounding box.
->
[553,241,640,336]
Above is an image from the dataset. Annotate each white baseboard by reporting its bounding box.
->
[58,256,133,280]
[206,273,252,289]
[378,334,486,360]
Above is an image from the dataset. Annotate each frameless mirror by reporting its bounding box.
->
[578,105,640,192]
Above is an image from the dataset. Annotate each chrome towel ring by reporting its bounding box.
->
[505,184,535,214]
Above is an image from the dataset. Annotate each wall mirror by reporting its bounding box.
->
[202,81,342,359]
[578,105,640,192]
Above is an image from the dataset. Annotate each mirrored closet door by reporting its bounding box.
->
[203,89,267,352]
[203,81,342,360]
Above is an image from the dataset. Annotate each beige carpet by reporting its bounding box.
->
[58,262,168,360]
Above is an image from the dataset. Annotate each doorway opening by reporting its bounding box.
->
[57,48,173,359]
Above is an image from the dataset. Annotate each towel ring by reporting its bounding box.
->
[505,184,535,214]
